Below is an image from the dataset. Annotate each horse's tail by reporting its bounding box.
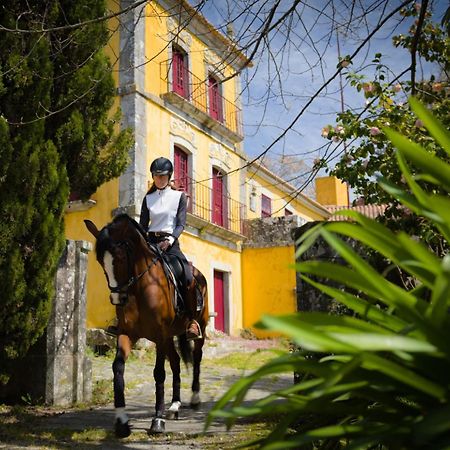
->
[176,333,193,366]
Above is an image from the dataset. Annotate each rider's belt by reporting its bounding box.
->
[148,231,170,238]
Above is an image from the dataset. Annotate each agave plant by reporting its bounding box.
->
[206,98,450,449]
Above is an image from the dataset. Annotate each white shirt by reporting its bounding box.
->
[144,187,184,243]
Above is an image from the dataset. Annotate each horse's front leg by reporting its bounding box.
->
[166,338,181,420]
[113,334,133,438]
[149,344,166,434]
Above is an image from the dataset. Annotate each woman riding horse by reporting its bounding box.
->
[139,156,200,340]
[85,212,208,437]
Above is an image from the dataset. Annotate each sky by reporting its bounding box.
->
[199,0,446,182]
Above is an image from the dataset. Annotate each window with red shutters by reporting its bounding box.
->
[208,75,223,123]
[172,47,188,98]
[212,168,228,227]
[174,146,189,192]
[261,194,272,218]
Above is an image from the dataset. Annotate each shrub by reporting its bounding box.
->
[206,98,450,449]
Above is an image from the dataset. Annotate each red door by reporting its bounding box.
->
[214,270,225,332]
[208,76,223,122]
[212,168,224,226]
[172,48,188,98]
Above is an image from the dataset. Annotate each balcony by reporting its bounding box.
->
[160,60,243,142]
[175,177,246,241]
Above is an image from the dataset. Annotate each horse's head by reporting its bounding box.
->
[85,214,150,305]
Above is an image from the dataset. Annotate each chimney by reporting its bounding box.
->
[315,176,349,206]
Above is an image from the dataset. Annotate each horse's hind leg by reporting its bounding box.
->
[166,338,181,420]
[113,334,133,438]
[149,344,166,434]
[190,337,205,409]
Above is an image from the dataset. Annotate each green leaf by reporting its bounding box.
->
[300,275,414,335]
[409,97,450,155]
[319,229,430,318]
[325,218,439,286]
[427,256,450,327]
[384,128,450,191]
[259,314,357,353]
[361,353,446,399]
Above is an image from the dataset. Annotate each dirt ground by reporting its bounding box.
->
[0,335,292,449]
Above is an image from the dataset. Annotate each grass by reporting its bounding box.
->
[204,348,287,371]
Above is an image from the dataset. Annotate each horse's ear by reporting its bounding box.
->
[84,219,99,238]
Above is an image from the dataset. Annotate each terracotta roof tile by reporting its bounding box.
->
[325,204,388,221]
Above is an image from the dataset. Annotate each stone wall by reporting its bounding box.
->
[0,240,92,405]
[243,215,306,248]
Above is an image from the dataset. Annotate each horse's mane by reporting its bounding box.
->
[113,213,148,240]
[95,213,148,261]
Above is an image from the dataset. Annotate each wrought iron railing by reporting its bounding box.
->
[174,177,245,235]
[160,60,243,137]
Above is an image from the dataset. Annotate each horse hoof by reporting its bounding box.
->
[115,418,131,438]
[190,402,200,410]
[149,418,165,434]
[166,410,179,420]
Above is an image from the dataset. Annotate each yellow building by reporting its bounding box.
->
[65,0,329,337]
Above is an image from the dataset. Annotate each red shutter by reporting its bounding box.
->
[208,76,223,122]
[261,194,272,218]
[174,146,191,211]
[172,48,188,98]
[174,146,188,192]
[212,169,226,227]
[213,270,225,332]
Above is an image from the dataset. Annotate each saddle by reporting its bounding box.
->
[160,253,186,315]
[147,242,203,316]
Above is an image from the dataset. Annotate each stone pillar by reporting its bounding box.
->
[45,240,92,405]
[0,240,92,405]
[115,0,148,220]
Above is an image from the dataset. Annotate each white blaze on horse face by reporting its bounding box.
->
[104,251,120,305]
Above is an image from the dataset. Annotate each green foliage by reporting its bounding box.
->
[0,1,132,384]
[207,99,450,449]
[321,4,449,256]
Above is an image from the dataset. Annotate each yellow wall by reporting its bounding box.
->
[242,246,296,338]
[315,176,349,206]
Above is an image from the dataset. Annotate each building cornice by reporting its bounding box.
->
[247,163,330,218]
[156,0,252,71]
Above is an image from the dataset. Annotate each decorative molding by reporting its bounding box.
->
[170,117,197,146]
[204,50,225,78]
[167,17,192,49]
[209,142,231,169]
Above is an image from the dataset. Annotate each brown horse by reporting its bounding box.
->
[84,214,209,437]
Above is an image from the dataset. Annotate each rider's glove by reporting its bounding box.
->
[158,239,171,252]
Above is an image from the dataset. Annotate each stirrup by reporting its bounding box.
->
[186,320,202,341]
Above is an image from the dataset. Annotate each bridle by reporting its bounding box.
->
[103,239,159,306]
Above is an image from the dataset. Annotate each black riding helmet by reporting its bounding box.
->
[150,157,173,178]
